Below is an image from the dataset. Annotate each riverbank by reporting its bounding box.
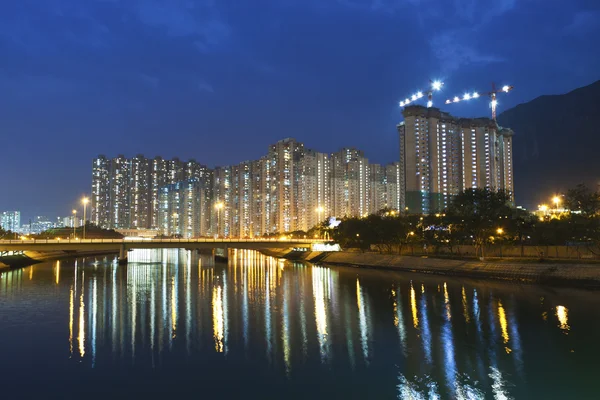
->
[0,250,118,270]
[263,249,600,288]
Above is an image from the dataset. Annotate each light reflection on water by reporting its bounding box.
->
[0,248,599,399]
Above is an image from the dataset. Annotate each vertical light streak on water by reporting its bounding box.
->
[442,285,457,396]
[242,258,249,349]
[497,299,511,354]
[112,262,117,356]
[356,278,370,365]
[410,282,419,328]
[170,274,178,345]
[487,294,500,373]
[92,275,97,367]
[419,286,432,364]
[186,253,192,355]
[131,268,137,360]
[282,274,291,376]
[507,301,524,378]
[161,261,167,354]
[393,287,407,355]
[265,263,272,362]
[212,285,224,353]
[299,274,308,360]
[223,269,229,355]
[69,285,74,357]
[55,260,60,285]
[462,286,470,323]
[150,271,156,367]
[344,297,356,370]
[556,306,570,332]
[313,266,329,364]
[78,271,86,359]
[472,289,486,381]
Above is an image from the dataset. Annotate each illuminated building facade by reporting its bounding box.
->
[331,148,370,218]
[92,155,211,232]
[92,141,405,236]
[398,105,514,214]
[299,149,331,231]
[158,180,209,238]
[0,211,20,232]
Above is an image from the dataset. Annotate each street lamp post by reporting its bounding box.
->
[82,197,89,240]
[72,209,77,239]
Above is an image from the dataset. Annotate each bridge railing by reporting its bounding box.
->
[0,238,330,245]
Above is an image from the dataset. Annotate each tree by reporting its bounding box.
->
[445,188,513,259]
[565,184,600,215]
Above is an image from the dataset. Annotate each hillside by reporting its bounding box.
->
[497,80,600,207]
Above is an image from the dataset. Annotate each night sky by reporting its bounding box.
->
[2,0,599,220]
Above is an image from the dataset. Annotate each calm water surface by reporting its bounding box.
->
[1,249,599,399]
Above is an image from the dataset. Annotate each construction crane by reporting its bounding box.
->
[399,80,444,109]
[444,82,514,120]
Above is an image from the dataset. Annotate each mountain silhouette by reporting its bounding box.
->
[497,80,600,208]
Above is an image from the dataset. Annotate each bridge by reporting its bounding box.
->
[0,238,329,264]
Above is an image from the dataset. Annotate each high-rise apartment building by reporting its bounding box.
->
[158,180,208,238]
[298,149,331,231]
[267,138,304,233]
[0,211,20,232]
[92,155,211,232]
[91,156,110,228]
[398,105,514,214]
[92,139,410,237]
[331,148,370,218]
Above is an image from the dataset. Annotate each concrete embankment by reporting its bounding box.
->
[0,250,118,270]
[263,249,600,288]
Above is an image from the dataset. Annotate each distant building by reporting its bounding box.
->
[398,105,514,214]
[29,216,55,234]
[61,216,83,228]
[91,140,408,237]
[158,180,209,238]
[92,155,211,231]
[0,211,20,232]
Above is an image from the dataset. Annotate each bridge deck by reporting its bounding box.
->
[0,238,326,252]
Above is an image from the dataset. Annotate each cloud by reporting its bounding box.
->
[430,31,504,72]
[564,10,600,35]
[132,0,230,52]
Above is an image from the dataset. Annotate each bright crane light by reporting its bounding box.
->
[443,83,514,120]
[398,80,444,109]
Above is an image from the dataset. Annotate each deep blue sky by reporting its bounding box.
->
[2,0,599,220]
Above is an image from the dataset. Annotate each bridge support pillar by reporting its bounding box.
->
[214,245,229,262]
[118,244,128,265]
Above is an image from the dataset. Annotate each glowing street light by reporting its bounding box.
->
[72,209,77,239]
[496,228,504,235]
[82,197,89,239]
[553,196,561,211]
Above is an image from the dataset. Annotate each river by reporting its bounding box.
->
[0,249,598,399]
